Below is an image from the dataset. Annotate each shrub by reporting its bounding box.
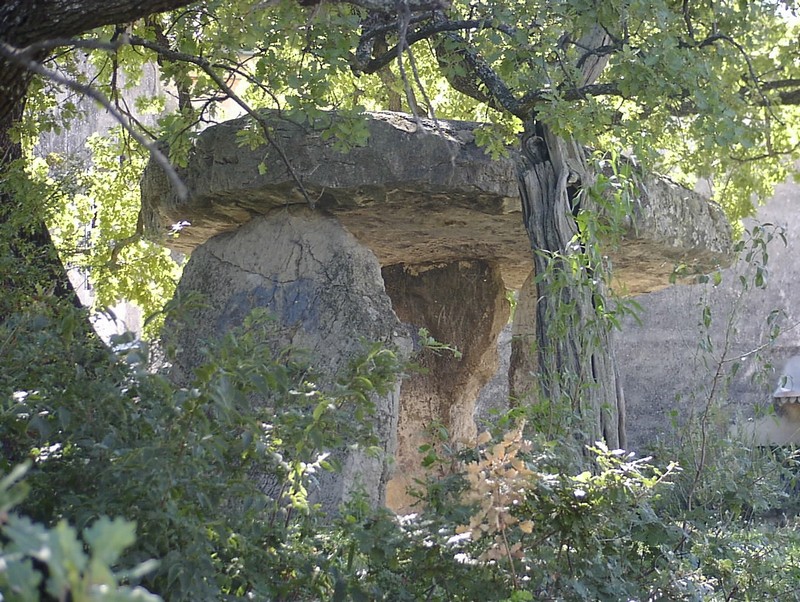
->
[1,306,404,600]
[0,463,161,601]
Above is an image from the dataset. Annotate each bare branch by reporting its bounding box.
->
[0,36,125,56]
[757,79,800,106]
[0,0,196,46]
[109,211,145,269]
[127,35,315,207]
[729,138,800,163]
[428,12,524,117]
[682,0,695,41]
[354,17,524,74]
[395,0,424,127]
[328,0,448,13]
[407,42,439,125]
[516,83,621,115]
[761,78,800,92]
[0,40,189,201]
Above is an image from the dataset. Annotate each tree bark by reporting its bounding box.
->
[0,80,88,322]
[507,24,627,450]
[515,121,625,449]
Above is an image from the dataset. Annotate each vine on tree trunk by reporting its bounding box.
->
[517,120,626,450]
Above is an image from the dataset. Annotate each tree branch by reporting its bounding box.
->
[517,82,621,110]
[761,78,800,92]
[428,13,525,117]
[0,0,197,46]
[0,40,189,201]
[353,17,523,74]
[127,35,315,207]
[329,0,448,12]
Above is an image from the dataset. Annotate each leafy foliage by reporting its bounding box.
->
[6,295,800,600]
[41,130,182,337]
[0,464,161,601]
[330,423,800,601]
[1,302,406,600]
[6,1,800,601]
[10,0,798,328]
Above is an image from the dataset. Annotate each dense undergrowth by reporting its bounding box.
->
[2,302,800,601]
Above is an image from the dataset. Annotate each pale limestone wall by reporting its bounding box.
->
[615,182,800,452]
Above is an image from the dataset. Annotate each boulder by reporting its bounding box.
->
[169,209,406,511]
[142,110,731,293]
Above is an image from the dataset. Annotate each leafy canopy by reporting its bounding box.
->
[15,0,800,321]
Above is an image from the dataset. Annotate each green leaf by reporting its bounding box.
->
[84,516,137,568]
[0,558,43,600]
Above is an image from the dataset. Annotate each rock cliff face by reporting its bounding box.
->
[478,182,800,455]
[142,110,732,510]
[615,183,800,452]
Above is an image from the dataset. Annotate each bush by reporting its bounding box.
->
[6,302,800,601]
[335,425,800,601]
[338,430,688,601]
[0,464,161,601]
[1,306,404,600]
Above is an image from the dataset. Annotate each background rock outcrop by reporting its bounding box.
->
[615,183,800,451]
[477,181,800,453]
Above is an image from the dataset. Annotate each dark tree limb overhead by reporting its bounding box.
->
[0,0,198,122]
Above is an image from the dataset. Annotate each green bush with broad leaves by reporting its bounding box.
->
[5,299,800,601]
[0,464,160,601]
[1,303,406,600]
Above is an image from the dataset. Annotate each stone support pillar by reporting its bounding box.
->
[168,208,405,512]
[382,260,509,510]
[509,270,539,403]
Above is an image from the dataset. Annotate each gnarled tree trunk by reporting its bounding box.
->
[507,23,627,450]
[515,121,625,449]
[0,0,198,319]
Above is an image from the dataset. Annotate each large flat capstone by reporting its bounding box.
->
[141,110,732,294]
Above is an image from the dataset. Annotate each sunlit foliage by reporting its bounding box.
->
[12,1,798,327]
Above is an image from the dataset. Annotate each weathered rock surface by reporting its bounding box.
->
[142,110,732,293]
[615,183,800,451]
[382,261,509,510]
[169,209,406,511]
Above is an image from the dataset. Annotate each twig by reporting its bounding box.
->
[0,40,189,201]
[127,35,314,207]
[722,320,800,364]
[682,0,695,40]
[395,0,423,127]
[406,42,441,129]
[355,17,523,73]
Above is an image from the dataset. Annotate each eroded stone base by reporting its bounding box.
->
[509,271,539,403]
[382,260,509,511]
